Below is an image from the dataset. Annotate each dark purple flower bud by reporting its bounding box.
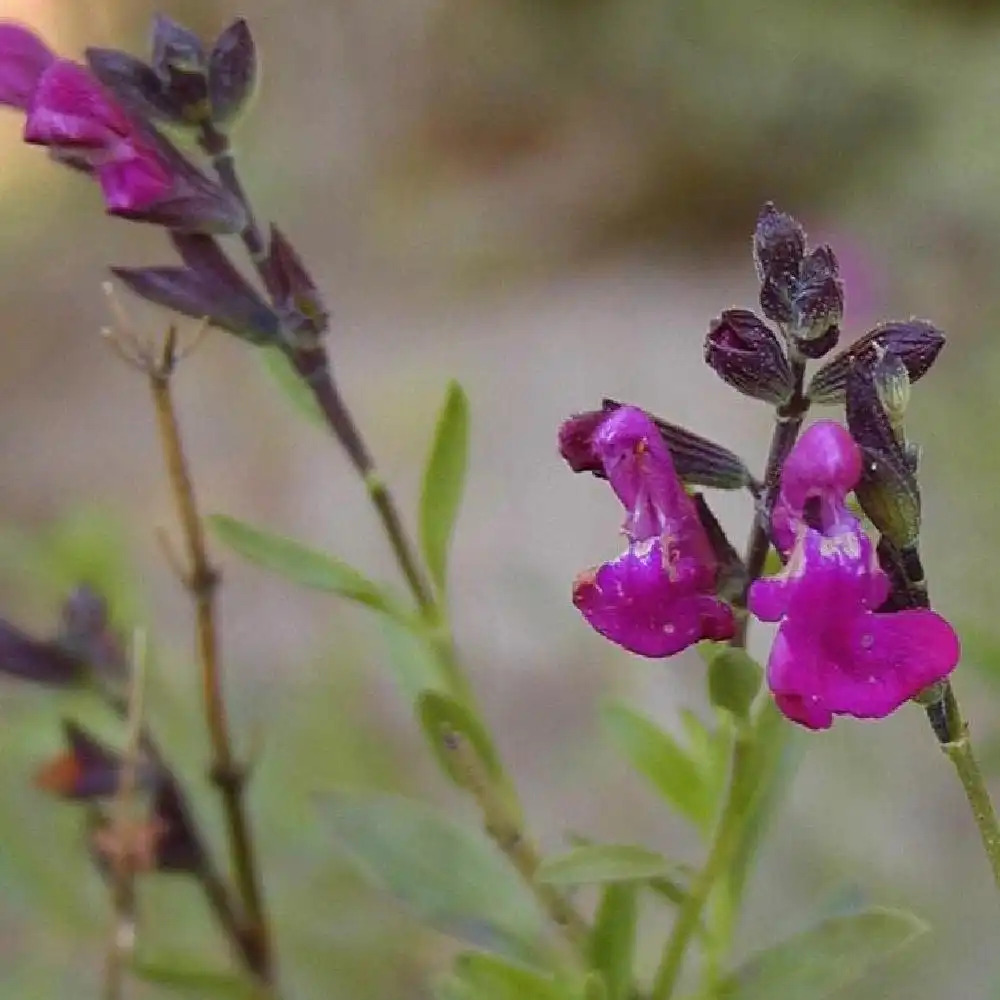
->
[268,225,329,340]
[208,19,257,127]
[570,407,735,656]
[35,721,158,799]
[113,233,280,344]
[58,585,129,689]
[0,618,81,685]
[152,782,207,873]
[789,245,843,357]
[846,360,921,548]
[86,47,184,124]
[749,421,959,730]
[753,202,805,324]
[559,400,752,491]
[807,320,945,404]
[0,22,55,110]
[704,308,793,404]
[151,14,205,75]
[148,14,209,122]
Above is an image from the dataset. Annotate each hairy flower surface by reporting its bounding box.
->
[566,406,734,656]
[750,421,959,729]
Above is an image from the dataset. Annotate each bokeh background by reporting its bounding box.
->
[3,0,1000,997]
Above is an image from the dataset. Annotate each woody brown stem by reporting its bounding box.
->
[148,331,275,986]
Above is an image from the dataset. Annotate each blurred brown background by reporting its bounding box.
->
[3,0,1000,997]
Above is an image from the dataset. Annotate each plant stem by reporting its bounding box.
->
[650,731,753,1000]
[932,682,1000,890]
[880,543,1000,890]
[651,362,808,999]
[149,332,275,986]
[290,347,437,615]
[199,124,587,950]
[443,730,589,950]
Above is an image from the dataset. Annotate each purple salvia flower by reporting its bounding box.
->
[567,406,735,657]
[0,22,54,110]
[23,58,174,212]
[0,24,241,231]
[750,421,959,730]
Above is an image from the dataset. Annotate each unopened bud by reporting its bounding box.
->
[704,308,793,405]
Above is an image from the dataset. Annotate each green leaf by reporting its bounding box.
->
[258,346,323,427]
[729,700,800,902]
[587,884,637,1000]
[418,689,503,786]
[318,790,547,963]
[420,381,470,593]
[378,615,451,700]
[602,701,712,831]
[131,960,253,997]
[718,907,928,1000]
[536,844,682,886]
[445,953,571,1000]
[678,709,728,805]
[706,646,762,718]
[209,514,412,623]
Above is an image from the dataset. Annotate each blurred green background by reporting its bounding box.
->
[3,0,1000,997]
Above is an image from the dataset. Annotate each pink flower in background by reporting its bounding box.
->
[564,406,734,657]
[0,22,242,231]
[750,421,959,729]
[0,22,172,213]
[0,20,54,109]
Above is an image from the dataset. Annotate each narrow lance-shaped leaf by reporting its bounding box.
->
[420,381,470,593]
[536,844,683,886]
[442,953,570,1000]
[601,700,713,832]
[718,907,928,1000]
[131,958,254,998]
[317,790,548,964]
[588,884,637,1000]
[208,514,413,624]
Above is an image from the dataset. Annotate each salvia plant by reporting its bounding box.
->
[0,12,993,1000]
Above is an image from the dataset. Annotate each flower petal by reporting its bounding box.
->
[591,406,691,540]
[572,538,733,657]
[825,608,960,718]
[0,22,55,110]
[97,150,171,211]
[24,59,128,148]
[779,420,861,513]
[775,692,833,730]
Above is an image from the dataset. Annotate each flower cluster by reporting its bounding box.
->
[749,422,958,729]
[561,203,956,730]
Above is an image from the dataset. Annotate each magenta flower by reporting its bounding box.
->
[0,21,54,109]
[0,22,242,231]
[750,421,960,729]
[24,58,174,213]
[566,406,734,657]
